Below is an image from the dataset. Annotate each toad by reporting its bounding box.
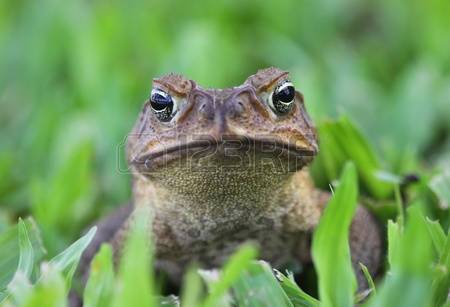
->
[80,67,381,290]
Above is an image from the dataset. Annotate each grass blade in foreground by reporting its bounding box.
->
[275,270,319,307]
[83,244,115,307]
[1,219,36,304]
[15,219,35,279]
[111,207,156,307]
[181,266,204,307]
[367,206,433,307]
[48,226,97,289]
[429,169,450,209]
[312,162,358,307]
[311,118,392,199]
[424,218,446,256]
[359,263,376,295]
[0,218,45,292]
[22,264,67,307]
[386,220,400,268]
[0,221,96,306]
[430,231,450,306]
[201,244,257,307]
[232,261,293,307]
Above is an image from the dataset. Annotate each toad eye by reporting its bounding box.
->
[149,88,178,122]
[269,81,295,115]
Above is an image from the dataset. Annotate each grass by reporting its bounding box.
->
[311,163,358,306]
[0,0,449,306]
[0,163,448,306]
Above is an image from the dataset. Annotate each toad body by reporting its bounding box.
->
[80,67,381,288]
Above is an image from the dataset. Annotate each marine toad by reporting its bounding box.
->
[80,67,381,289]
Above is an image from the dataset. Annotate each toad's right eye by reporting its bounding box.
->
[269,80,295,115]
[149,89,177,122]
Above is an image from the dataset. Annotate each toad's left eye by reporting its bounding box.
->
[269,81,295,115]
[149,88,178,122]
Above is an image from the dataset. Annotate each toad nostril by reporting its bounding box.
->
[199,102,214,120]
[237,101,244,112]
[230,100,245,118]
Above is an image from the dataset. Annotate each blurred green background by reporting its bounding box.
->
[0,0,449,255]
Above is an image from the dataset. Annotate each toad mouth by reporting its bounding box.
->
[130,137,317,169]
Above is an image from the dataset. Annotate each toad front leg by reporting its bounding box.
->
[283,172,383,289]
[349,206,383,288]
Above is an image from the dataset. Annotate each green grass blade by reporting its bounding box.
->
[16,218,35,279]
[429,169,450,209]
[112,207,156,307]
[311,118,392,199]
[367,206,434,307]
[0,218,45,292]
[424,218,446,256]
[5,272,33,305]
[47,226,96,291]
[393,185,404,228]
[359,263,376,295]
[231,261,293,307]
[387,220,401,268]
[48,226,96,274]
[0,218,37,304]
[181,266,204,307]
[430,232,450,306]
[22,264,67,307]
[199,270,231,307]
[312,162,358,307]
[83,244,115,307]
[201,244,258,307]
[275,270,319,307]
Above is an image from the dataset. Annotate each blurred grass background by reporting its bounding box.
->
[0,0,449,256]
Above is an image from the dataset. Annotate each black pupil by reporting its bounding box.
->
[275,85,295,103]
[150,92,173,111]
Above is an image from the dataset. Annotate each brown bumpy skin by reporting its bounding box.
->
[74,67,382,305]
